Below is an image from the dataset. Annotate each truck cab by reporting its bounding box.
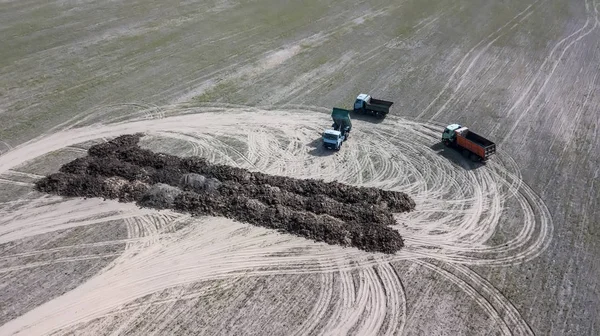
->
[442,124,462,144]
[322,129,344,150]
[354,93,371,110]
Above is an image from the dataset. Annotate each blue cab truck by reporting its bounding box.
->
[322,108,352,151]
[353,93,394,118]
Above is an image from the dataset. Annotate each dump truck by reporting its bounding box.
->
[442,124,496,161]
[322,108,352,150]
[353,93,394,118]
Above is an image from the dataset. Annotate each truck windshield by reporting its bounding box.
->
[323,133,338,140]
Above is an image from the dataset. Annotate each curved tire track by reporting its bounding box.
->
[0,106,552,335]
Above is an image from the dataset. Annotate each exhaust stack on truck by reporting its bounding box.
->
[442,124,496,161]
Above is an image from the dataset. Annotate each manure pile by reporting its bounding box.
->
[35,134,415,253]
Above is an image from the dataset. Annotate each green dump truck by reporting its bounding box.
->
[322,108,352,150]
[353,93,394,118]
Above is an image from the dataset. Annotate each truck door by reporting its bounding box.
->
[442,128,451,140]
[354,99,364,110]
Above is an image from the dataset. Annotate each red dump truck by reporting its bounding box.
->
[441,124,496,161]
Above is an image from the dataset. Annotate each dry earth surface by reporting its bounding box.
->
[0,0,598,335]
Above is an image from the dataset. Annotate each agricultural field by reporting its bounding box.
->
[0,0,598,335]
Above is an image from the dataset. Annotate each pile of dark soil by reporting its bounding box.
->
[35,134,415,254]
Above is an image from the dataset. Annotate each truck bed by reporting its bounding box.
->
[369,98,394,107]
[331,107,352,129]
[464,131,495,148]
[456,129,496,160]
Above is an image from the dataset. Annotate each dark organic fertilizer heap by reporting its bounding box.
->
[35,134,415,254]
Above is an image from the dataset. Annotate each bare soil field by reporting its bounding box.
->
[0,0,598,335]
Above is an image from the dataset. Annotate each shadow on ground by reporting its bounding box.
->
[349,111,386,124]
[307,137,337,157]
[429,142,485,170]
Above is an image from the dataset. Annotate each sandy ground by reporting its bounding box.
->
[0,0,599,335]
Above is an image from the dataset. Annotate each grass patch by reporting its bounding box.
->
[193,80,239,103]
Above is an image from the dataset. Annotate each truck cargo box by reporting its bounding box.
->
[353,94,394,117]
[455,127,496,160]
[369,98,394,108]
[332,107,352,130]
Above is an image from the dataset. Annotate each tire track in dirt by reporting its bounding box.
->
[320,270,356,335]
[414,260,512,335]
[0,236,170,261]
[416,0,543,121]
[0,253,122,274]
[424,5,540,122]
[290,272,334,336]
[0,197,156,245]
[4,170,44,180]
[353,268,387,336]
[0,106,552,335]
[376,263,405,336]
[448,263,534,335]
[0,140,12,155]
[308,264,405,336]
[165,7,391,107]
[499,0,599,143]
[0,178,33,187]
[139,286,191,335]
[0,107,552,267]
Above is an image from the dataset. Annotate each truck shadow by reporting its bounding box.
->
[349,111,386,124]
[307,137,337,157]
[429,142,486,170]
